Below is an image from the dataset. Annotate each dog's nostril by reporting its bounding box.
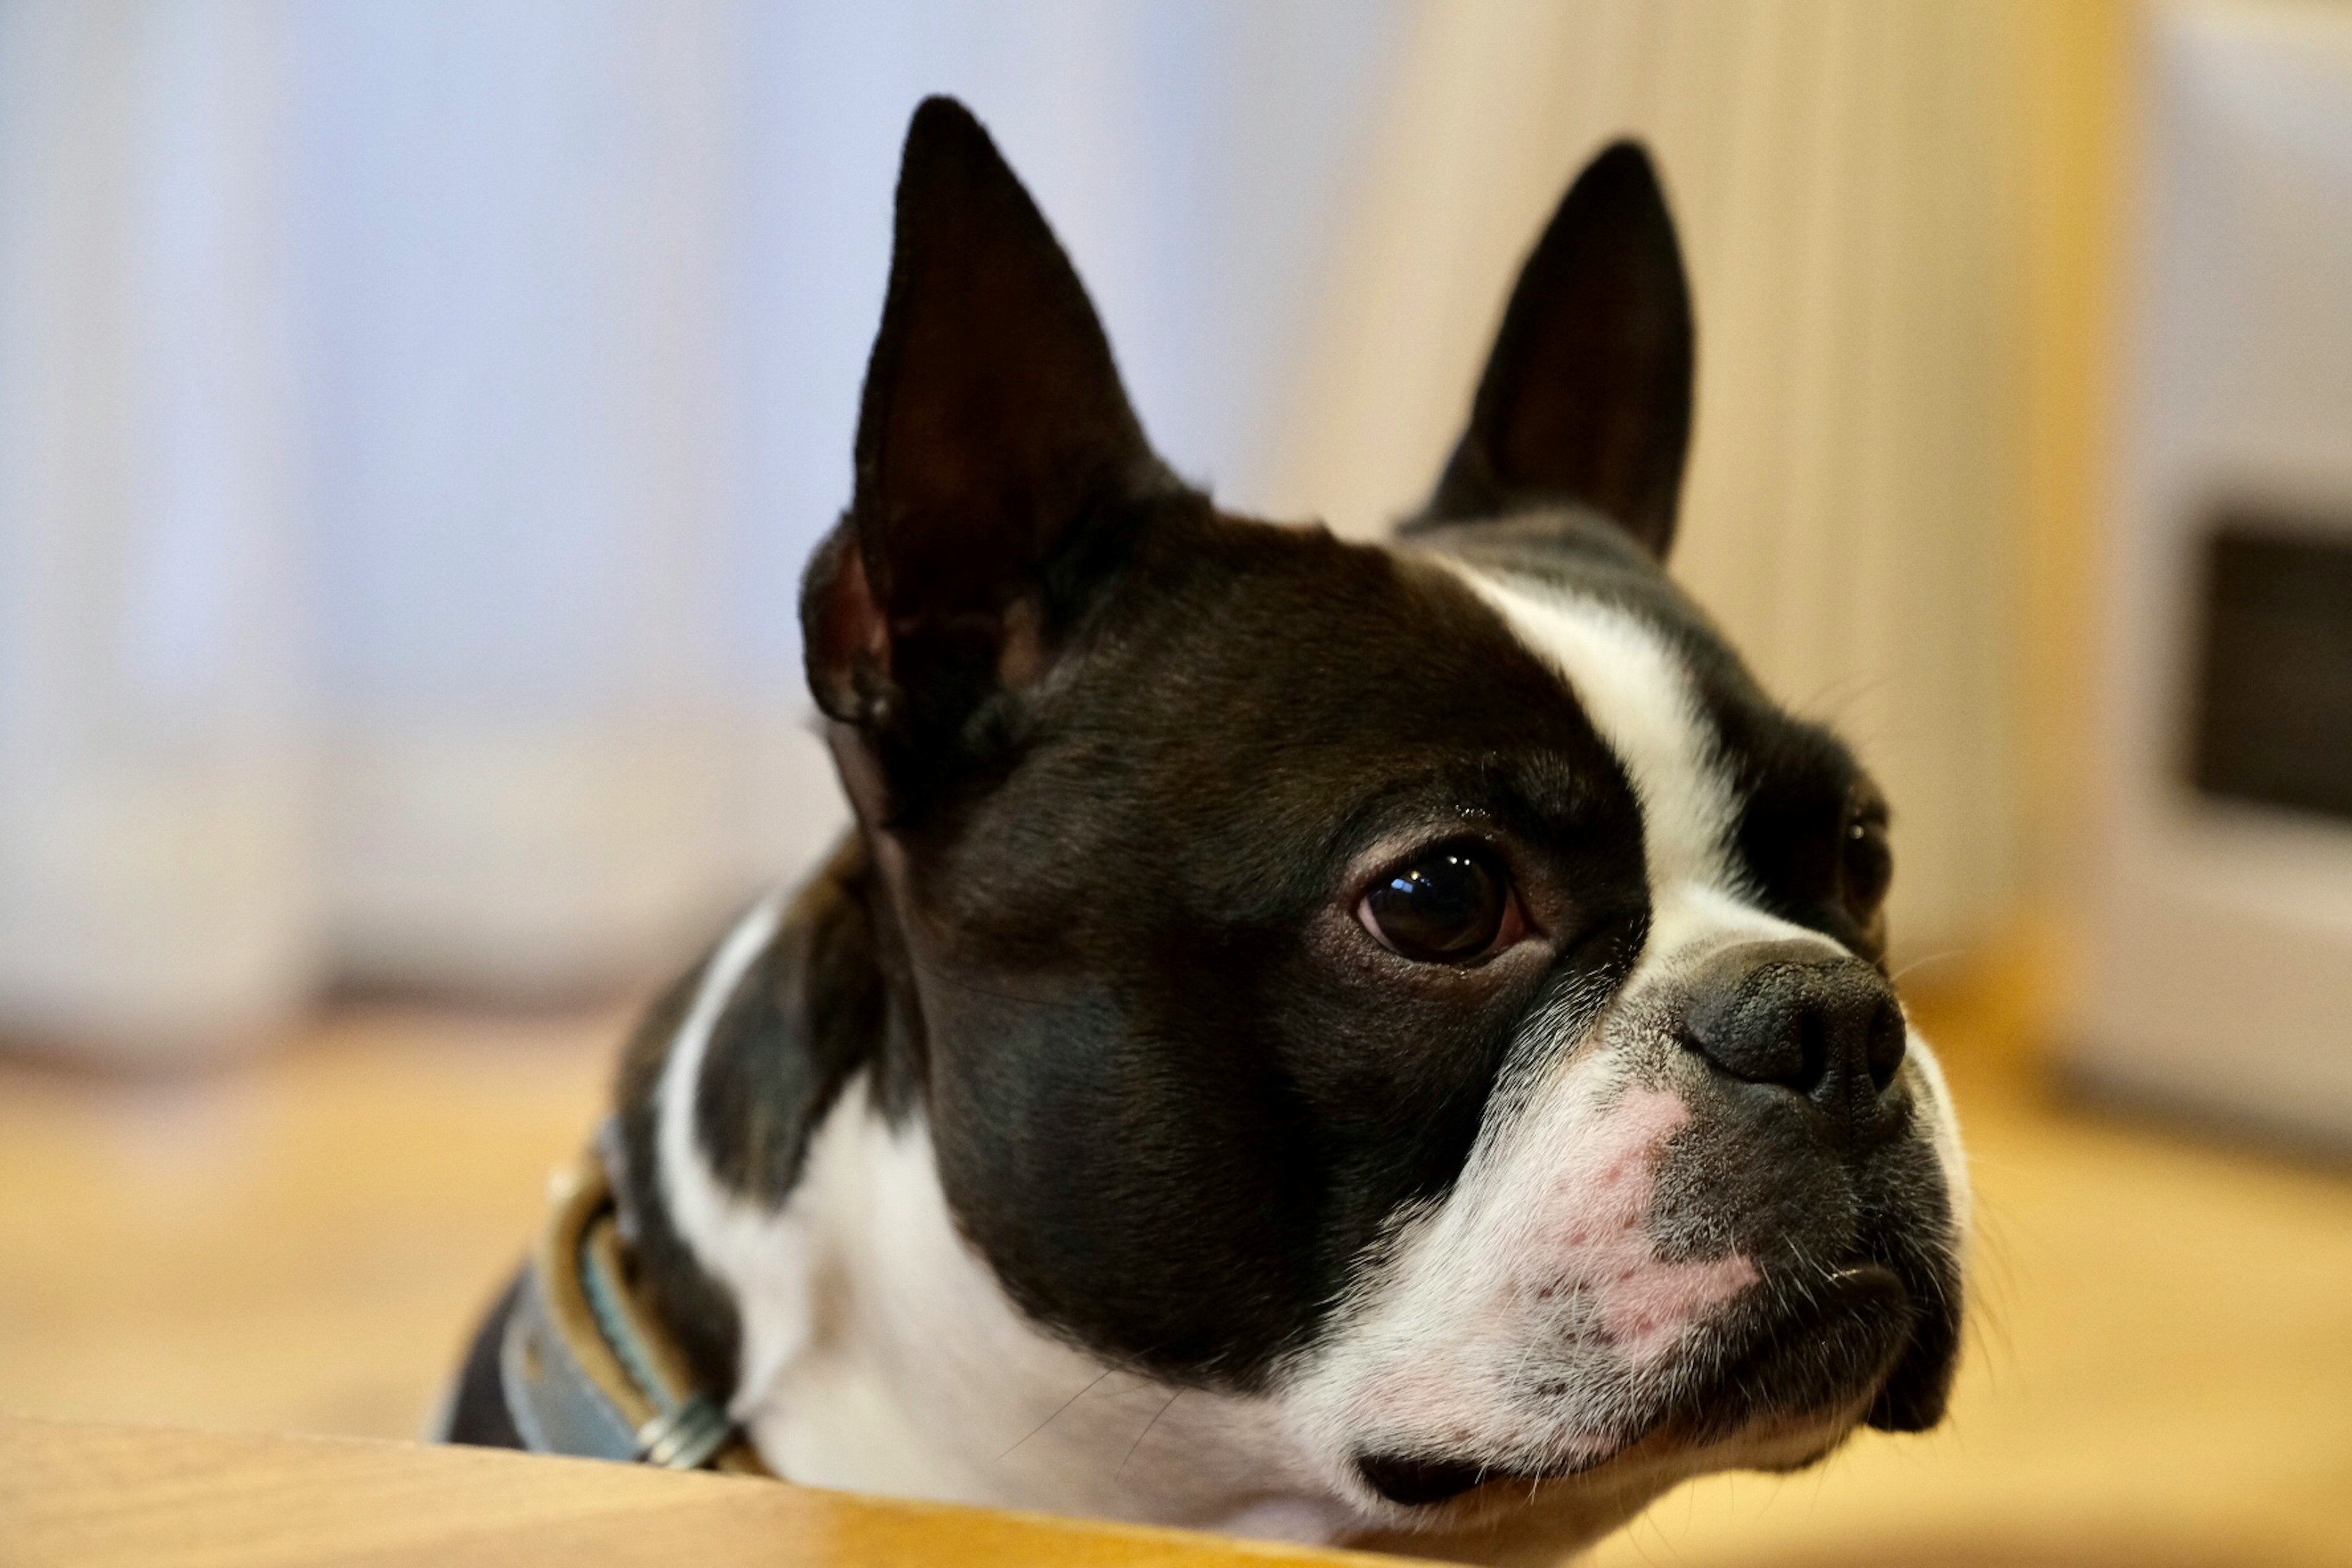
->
[1865,997,1908,1093]
[1794,1009,1833,1097]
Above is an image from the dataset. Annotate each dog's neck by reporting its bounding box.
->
[604,840,1360,1540]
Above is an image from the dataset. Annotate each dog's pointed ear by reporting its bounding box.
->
[1420,140,1694,558]
[802,97,1177,772]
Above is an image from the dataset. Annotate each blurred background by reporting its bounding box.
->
[2,1,2349,1564]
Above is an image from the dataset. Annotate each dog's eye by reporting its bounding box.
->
[1359,847,1518,962]
[1841,810,1893,916]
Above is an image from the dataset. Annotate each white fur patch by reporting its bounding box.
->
[652,887,818,1413]
[1438,562,1739,894]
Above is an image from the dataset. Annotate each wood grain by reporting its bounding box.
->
[0,1414,1395,1568]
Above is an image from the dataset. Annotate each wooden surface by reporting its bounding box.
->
[0,1006,617,1438]
[0,1414,1391,1568]
[3,955,2351,1566]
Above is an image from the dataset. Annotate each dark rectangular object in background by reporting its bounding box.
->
[2191,513,2352,822]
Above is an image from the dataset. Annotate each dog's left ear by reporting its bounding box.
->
[802,97,1180,797]
[1420,140,1694,559]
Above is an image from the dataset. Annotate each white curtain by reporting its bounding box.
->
[0,2,311,1057]
[0,0,1400,1060]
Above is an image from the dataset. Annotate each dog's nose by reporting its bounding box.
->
[1680,941,1907,1145]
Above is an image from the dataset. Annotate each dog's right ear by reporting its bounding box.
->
[1419,141,1694,559]
[802,97,1177,799]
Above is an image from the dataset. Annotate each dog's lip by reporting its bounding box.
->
[1354,1436,1645,1509]
[1355,1262,1917,1509]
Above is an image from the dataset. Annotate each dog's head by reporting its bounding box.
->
[800,98,1966,1534]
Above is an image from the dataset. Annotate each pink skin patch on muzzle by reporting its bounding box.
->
[1545,1087,1758,1362]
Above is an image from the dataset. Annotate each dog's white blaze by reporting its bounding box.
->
[1439,562,1738,895]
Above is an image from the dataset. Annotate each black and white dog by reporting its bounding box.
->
[446,97,1967,1559]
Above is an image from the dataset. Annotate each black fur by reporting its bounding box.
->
[804,94,1184,809]
[692,839,895,1205]
[1422,141,1695,556]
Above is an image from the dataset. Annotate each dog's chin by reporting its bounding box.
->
[1353,1263,1943,1516]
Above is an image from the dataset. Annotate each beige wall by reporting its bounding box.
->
[1264,0,2132,960]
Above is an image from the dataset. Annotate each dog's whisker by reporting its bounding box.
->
[996,1364,1125,1463]
[1115,1390,1183,1479]
[1891,949,1967,986]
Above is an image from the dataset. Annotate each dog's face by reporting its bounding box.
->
[800,100,1964,1534]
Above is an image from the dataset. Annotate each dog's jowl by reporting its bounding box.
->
[442,97,1967,1559]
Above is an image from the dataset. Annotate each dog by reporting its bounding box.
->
[442,96,1967,1561]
